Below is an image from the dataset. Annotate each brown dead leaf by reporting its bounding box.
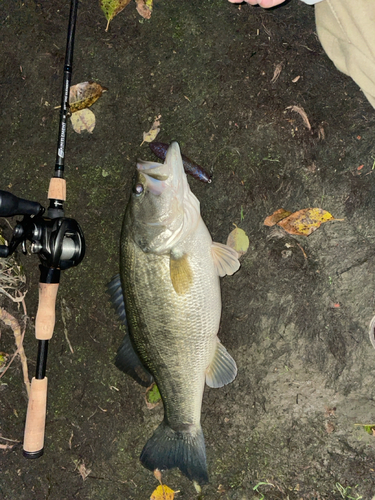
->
[325,421,335,434]
[264,208,292,227]
[136,0,153,19]
[69,82,107,113]
[141,114,161,145]
[271,62,283,83]
[78,462,92,481]
[276,208,334,236]
[324,406,336,417]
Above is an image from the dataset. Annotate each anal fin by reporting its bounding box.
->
[115,334,154,387]
[206,341,237,388]
[108,274,153,387]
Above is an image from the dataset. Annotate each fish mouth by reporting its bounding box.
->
[137,142,184,196]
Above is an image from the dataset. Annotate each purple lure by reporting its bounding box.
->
[149,142,212,184]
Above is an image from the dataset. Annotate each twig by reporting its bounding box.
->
[0,435,21,442]
[61,298,74,353]
[286,105,312,131]
[0,443,17,450]
[0,308,30,396]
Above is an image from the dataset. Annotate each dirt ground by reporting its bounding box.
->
[2,0,375,498]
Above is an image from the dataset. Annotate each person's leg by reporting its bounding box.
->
[315,0,375,108]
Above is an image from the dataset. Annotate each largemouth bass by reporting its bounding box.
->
[109,142,240,484]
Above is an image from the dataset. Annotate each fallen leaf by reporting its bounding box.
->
[70,108,96,134]
[264,208,292,227]
[69,82,107,113]
[226,226,249,257]
[0,352,9,372]
[325,421,335,434]
[78,462,92,481]
[276,208,334,236]
[141,115,161,145]
[136,0,153,19]
[150,484,175,500]
[145,383,161,409]
[270,62,283,83]
[324,406,336,417]
[354,423,375,435]
[100,0,132,31]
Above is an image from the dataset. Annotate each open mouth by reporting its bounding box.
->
[137,160,169,195]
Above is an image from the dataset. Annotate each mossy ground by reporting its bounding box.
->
[2,0,375,498]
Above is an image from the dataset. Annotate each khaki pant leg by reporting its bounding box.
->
[315,0,375,109]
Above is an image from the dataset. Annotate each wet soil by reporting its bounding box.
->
[2,0,375,499]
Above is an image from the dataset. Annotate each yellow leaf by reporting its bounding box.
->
[136,0,153,19]
[276,208,334,236]
[264,208,292,227]
[226,227,249,257]
[141,114,161,145]
[150,484,175,500]
[69,82,107,113]
[100,0,132,31]
[70,108,96,134]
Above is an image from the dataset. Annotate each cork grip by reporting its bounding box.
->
[48,178,66,201]
[35,283,59,340]
[23,377,48,455]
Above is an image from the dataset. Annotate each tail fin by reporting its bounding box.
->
[140,420,208,485]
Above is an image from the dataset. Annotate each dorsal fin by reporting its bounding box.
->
[107,274,127,324]
[211,242,240,277]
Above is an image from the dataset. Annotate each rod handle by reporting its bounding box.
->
[48,178,66,201]
[35,283,59,340]
[23,377,48,458]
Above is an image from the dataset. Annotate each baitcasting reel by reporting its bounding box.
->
[0,190,84,270]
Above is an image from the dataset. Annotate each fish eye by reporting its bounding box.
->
[133,183,144,196]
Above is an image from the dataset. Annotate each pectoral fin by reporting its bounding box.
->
[206,341,237,388]
[170,253,193,295]
[211,242,240,277]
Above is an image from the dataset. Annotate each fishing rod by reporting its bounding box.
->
[0,0,84,458]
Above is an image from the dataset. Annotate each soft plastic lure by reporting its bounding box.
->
[149,142,212,183]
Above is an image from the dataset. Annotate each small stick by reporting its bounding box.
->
[0,308,30,396]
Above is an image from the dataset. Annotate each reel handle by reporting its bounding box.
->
[0,190,43,217]
[23,282,59,458]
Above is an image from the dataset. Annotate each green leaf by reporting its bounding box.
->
[226,226,249,257]
[100,0,132,31]
[145,383,161,408]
